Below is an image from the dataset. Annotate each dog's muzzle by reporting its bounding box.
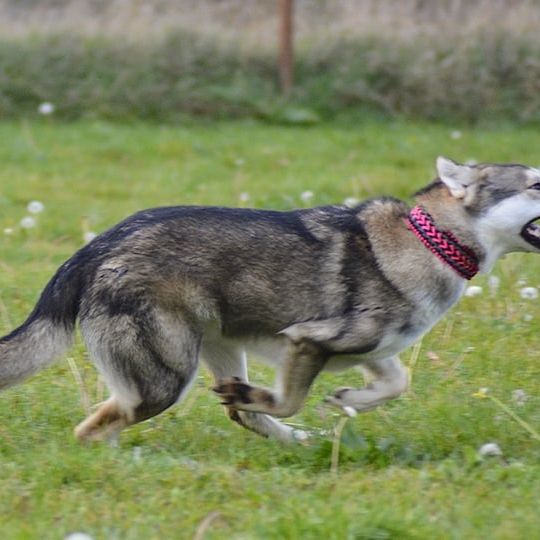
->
[521,218,540,249]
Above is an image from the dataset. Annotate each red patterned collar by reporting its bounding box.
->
[406,205,479,280]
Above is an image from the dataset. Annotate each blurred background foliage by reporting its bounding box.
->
[2,0,540,123]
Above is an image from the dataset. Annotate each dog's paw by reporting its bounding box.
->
[212,377,255,406]
[212,378,277,413]
[324,387,357,415]
[291,428,310,443]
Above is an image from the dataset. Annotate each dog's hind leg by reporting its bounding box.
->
[325,356,409,413]
[201,335,306,442]
[75,308,200,442]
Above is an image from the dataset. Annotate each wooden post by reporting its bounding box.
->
[278,0,294,98]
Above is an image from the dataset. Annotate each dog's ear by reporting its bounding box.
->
[436,156,477,199]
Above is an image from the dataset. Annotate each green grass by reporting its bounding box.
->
[1,119,540,539]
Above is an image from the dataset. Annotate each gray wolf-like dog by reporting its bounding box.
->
[1,157,540,443]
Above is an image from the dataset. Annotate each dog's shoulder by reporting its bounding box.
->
[298,196,409,241]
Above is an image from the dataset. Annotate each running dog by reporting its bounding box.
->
[1,157,540,443]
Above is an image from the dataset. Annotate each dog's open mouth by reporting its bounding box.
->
[521,218,540,249]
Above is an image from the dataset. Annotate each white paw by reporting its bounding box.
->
[324,387,354,409]
[342,406,357,417]
[292,429,310,443]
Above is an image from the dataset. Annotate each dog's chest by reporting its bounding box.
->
[325,281,465,371]
[384,282,465,352]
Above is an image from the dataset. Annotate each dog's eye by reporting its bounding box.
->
[530,183,540,190]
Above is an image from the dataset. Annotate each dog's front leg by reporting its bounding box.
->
[326,356,409,412]
[213,339,327,418]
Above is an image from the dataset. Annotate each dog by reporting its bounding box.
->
[1,156,540,443]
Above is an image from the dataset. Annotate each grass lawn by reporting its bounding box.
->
[1,119,540,539]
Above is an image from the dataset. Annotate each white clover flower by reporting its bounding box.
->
[20,216,36,229]
[343,197,360,208]
[524,314,533,322]
[3,227,13,235]
[238,192,250,203]
[83,231,97,243]
[235,158,245,167]
[488,275,500,294]
[450,130,462,140]
[478,442,503,458]
[27,200,44,214]
[465,285,483,297]
[520,287,538,300]
[64,534,94,540]
[512,389,527,406]
[38,102,55,115]
[300,190,314,203]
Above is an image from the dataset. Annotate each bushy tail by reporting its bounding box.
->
[0,256,84,390]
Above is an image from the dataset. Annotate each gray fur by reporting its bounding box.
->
[2,158,540,443]
[0,320,72,390]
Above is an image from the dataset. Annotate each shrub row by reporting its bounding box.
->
[1,29,540,123]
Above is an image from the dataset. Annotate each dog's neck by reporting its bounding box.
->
[413,184,489,269]
[406,205,479,280]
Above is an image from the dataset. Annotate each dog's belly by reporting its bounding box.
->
[244,337,288,367]
[241,329,423,373]
[215,305,441,373]
[323,330,422,371]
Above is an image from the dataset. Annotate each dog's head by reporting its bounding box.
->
[435,156,540,263]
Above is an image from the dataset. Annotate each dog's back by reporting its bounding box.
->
[79,203,399,338]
